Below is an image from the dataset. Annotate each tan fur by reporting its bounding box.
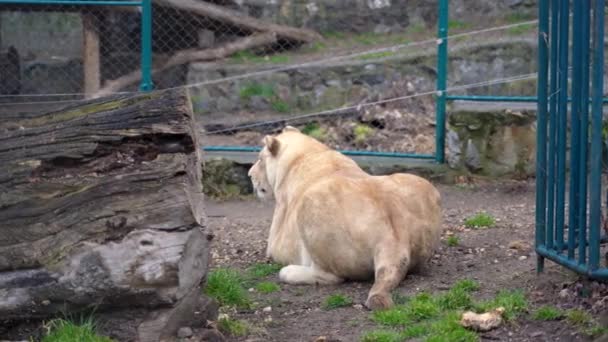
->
[248,126,443,310]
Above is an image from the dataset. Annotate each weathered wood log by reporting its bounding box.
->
[93,32,278,98]
[0,89,216,342]
[154,0,322,43]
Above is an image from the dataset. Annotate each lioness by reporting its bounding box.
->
[248,126,442,310]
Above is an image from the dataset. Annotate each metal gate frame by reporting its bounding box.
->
[535,0,608,279]
[0,0,154,92]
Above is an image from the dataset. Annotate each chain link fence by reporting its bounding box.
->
[0,0,539,160]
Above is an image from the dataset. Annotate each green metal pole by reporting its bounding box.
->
[435,0,448,164]
[578,0,591,265]
[546,0,560,252]
[589,0,605,271]
[555,0,569,252]
[568,0,582,260]
[535,0,549,274]
[140,0,154,91]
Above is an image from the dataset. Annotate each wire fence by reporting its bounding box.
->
[0,0,541,157]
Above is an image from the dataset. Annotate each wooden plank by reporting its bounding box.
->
[82,11,100,97]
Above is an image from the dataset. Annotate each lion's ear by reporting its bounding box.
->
[283,125,300,133]
[263,135,281,156]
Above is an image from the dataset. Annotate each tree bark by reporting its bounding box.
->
[0,89,215,342]
[93,32,277,98]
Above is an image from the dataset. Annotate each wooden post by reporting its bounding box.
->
[82,11,101,97]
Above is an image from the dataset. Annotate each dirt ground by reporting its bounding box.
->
[205,179,608,342]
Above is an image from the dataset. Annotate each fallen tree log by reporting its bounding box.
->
[93,32,277,98]
[154,0,322,43]
[0,89,218,342]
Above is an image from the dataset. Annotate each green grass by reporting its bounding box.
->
[446,235,460,247]
[271,99,291,113]
[464,212,496,228]
[323,294,353,310]
[566,309,592,326]
[400,324,429,339]
[42,318,114,342]
[239,82,275,100]
[255,281,281,294]
[448,20,471,30]
[360,329,402,342]
[532,306,563,321]
[247,262,282,279]
[204,268,251,308]
[475,290,528,321]
[357,51,396,60]
[302,122,328,141]
[364,280,528,342]
[218,317,250,337]
[353,123,374,143]
[425,312,479,342]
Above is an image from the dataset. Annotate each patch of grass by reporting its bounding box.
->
[425,312,479,342]
[476,290,527,321]
[270,99,290,113]
[302,122,328,141]
[239,82,275,100]
[452,279,481,292]
[360,329,401,342]
[565,309,607,337]
[247,263,282,279]
[400,324,429,339]
[464,212,496,228]
[204,268,251,308]
[505,12,536,23]
[255,281,280,294]
[323,294,353,310]
[353,123,374,143]
[218,317,250,337]
[368,280,525,342]
[446,235,460,247]
[566,309,592,326]
[357,51,396,60]
[532,306,563,321]
[42,318,114,342]
[448,20,471,30]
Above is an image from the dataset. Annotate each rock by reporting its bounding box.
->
[460,307,505,332]
[177,327,194,338]
[263,306,272,313]
[446,129,462,169]
[518,255,528,261]
[508,240,529,250]
[465,139,482,171]
[530,331,544,338]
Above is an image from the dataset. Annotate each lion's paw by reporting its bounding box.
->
[365,293,394,311]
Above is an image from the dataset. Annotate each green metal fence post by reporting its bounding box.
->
[140,0,153,91]
[535,0,549,274]
[589,0,605,271]
[578,0,591,265]
[435,0,448,164]
[555,0,569,252]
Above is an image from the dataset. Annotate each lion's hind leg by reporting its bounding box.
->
[365,243,410,311]
[279,264,343,285]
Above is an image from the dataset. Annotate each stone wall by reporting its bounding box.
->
[187,39,538,117]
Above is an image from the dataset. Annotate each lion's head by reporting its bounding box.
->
[248,158,273,200]
[247,126,302,200]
